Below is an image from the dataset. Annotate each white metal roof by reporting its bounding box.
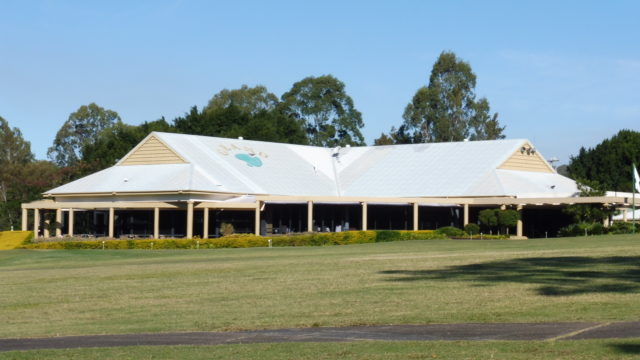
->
[47,132,579,199]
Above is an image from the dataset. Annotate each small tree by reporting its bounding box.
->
[478,209,498,233]
[498,209,519,235]
[479,208,520,234]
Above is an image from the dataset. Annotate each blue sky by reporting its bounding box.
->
[1,0,639,164]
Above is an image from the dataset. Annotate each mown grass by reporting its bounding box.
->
[2,340,640,360]
[0,231,32,250]
[0,235,639,339]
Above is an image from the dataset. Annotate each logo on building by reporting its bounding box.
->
[217,143,268,168]
[234,153,263,167]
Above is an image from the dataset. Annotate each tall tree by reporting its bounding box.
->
[48,103,121,167]
[205,85,279,116]
[0,116,34,230]
[173,105,307,144]
[0,116,33,165]
[280,75,365,147]
[568,129,640,192]
[398,51,504,143]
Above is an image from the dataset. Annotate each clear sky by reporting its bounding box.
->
[1,0,639,164]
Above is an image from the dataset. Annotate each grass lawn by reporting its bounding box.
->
[0,234,639,339]
[2,340,640,360]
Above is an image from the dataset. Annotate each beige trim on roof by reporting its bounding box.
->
[118,134,187,166]
[498,142,554,173]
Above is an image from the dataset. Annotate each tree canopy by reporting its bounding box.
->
[0,116,33,165]
[173,105,307,145]
[48,103,121,167]
[377,51,504,144]
[0,116,36,230]
[281,75,365,147]
[568,129,640,192]
[204,85,279,116]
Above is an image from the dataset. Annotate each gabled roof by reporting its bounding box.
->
[46,132,578,198]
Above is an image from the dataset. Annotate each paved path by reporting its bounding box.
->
[1,322,639,352]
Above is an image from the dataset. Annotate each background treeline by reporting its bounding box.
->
[2,50,638,231]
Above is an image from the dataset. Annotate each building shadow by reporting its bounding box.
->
[380,256,640,296]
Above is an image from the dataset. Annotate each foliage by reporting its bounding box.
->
[463,223,480,235]
[568,129,640,192]
[0,116,33,165]
[374,230,402,242]
[435,226,465,237]
[478,208,520,234]
[478,209,499,230]
[607,221,636,234]
[48,103,121,167]
[205,85,279,116]
[497,209,519,228]
[383,51,504,144]
[173,105,307,145]
[281,75,365,147]
[558,222,606,237]
[0,116,35,230]
[20,230,454,250]
[563,180,614,223]
[0,231,33,250]
[220,222,235,236]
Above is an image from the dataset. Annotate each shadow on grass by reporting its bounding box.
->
[609,342,640,355]
[380,256,640,296]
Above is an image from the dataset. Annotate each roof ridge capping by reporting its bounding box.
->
[151,132,529,150]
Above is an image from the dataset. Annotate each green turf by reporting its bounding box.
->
[0,235,639,338]
[2,340,640,360]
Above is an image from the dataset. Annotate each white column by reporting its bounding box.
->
[307,201,313,232]
[108,207,115,238]
[362,202,368,231]
[254,201,261,236]
[33,209,40,238]
[68,208,74,237]
[153,207,160,239]
[55,209,62,237]
[186,201,194,239]
[21,208,27,231]
[203,208,209,239]
[463,203,469,226]
[623,208,628,222]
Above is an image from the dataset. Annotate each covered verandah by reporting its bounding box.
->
[21,195,630,240]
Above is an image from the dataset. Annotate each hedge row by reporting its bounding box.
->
[18,228,508,250]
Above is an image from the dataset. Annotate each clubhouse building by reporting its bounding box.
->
[21,132,633,239]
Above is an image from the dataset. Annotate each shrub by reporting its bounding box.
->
[608,221,636,234]
[19,228,506,251]
[435,226,465,237]
[220,223,235,236]
[558,222,606,237]
[374,230,402,242]
[463,223,480,235]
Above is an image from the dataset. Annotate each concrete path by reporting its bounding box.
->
[1,322,639,352]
